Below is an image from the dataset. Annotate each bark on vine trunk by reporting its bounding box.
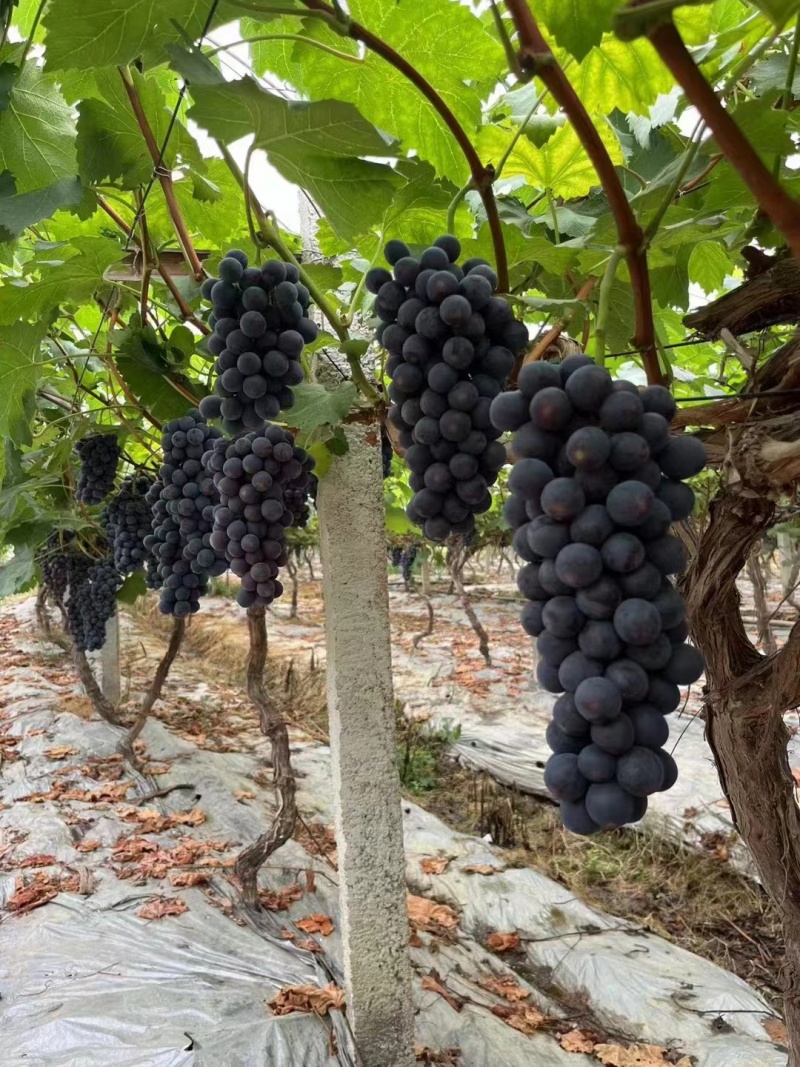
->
[119,617,186,766]
[234,605,297,906]
[682,490,800,1062]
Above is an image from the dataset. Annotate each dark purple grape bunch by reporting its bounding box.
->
[38,531,77,604]
[102,475,154,575]
[199,249,317,434]
[490,355,706,835]
[75,433,120,504]
[144,412,228,617]
[372,234,525,543]
[204,424,315,609]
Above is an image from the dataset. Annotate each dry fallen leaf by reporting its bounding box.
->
[408,894,459,933]
[294,913,334,937]
[762,1018,789,1046]
[479,975,530,1002]
[421,974,464,1013]
[136,897,188,920]
[420,856,451,875]
[486,931,520,953]
[43,745,78,759]
[6,877,59,914]
[559,1030,595,1054]
[413,1045,461,1066]
[463,864,502,876]
[593,1044,692,1067]
[171,808,206,826]
[75,839,101,853]
[260,883,304,912]
[234,790,256,801]
[491,1003,546,1035]
[18,854,58,868]
[269,982,345,1017]
[169,870,208,887]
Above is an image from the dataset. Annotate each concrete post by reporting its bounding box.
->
[101,609,121,706]
[420,556,431,597]
[317,423,415,1067]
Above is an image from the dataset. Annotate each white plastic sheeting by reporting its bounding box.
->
[0,598,788,1066]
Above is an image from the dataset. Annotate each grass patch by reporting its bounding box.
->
[421,765,783,1010]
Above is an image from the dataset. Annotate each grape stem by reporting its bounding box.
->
[446,181,473,234]
[118,67,206,282]
[504,0,662,386]
[220,144,382,405]
[291,0,510,291]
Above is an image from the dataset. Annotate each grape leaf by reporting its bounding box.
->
[42,0,238,72]
[0,543,36,598]
[478,119,623,199]
[538,0,621,62]
[0,59,77,193]
[288,381,357,434]
[752,0,800,25]
[263,0,506,181]
[568,38,673,115]
[0,236,121,324]
[0,320,48,486]
[0,60,15,114]
[117,570,146,605]
[689,241,732,294]
[0,176,83,242]
[185,76,400,239]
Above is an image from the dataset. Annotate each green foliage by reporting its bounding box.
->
[0,0,796,561]
[397,712,462,795]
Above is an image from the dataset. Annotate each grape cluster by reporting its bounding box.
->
[143,412,228,617]
[491,355,706,835]
[199,249,317,433]
[67,558,121,651]
[374,234,523,542]
[75,434,120,504]
[102,476,154,575]
[204,425,313,609]
[389,545,403,568]
[401,544,418,584]
[39,531,76,603]
[381,425,394,479]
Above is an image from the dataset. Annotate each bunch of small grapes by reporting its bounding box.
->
[400,544,418,584]
[143,412,228,617]
[75,434,120,504]
[204,424,312,609]
[60,548,120,652]
[199,249,317,433]
[389,545,403,568]
[373,234,525,542]
[491,355,705,835]
[38,531,76,603]
[102,475,154,575]
[381,425,394,479]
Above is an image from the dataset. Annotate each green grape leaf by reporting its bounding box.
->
[117,570,147,605]
[479,118,623,199]
[0,59,77,193]
[568,37,673,115]
[751,0,800,26]
[0,542,36,598]
[113,322,202,421]
[0,320,48,487]
[538,0,620,61]
[185,75,401,239]
[0,236,121,324]
[288,381,357,434]
[0,176,84,242]
[302,262,344,294]
[255,0,506,181]
[42,0,240,72]
[689,241,732,294]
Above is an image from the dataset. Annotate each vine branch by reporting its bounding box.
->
[235,606,297,906]
[119,618,186,767]
[629,13,800,260]
[294,0,509,290]
[118,67,206,281]
[504,0,662,384]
